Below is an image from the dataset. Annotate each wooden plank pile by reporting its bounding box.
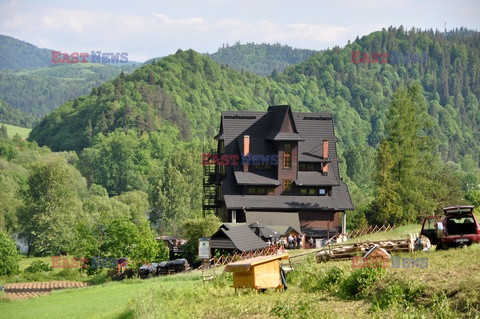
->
[315,238,412,263]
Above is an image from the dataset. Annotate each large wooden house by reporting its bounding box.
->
[204,105,353,239]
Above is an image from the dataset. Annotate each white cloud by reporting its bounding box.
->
[1,0,477,61]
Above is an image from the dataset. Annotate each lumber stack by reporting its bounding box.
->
[315,238,411,263]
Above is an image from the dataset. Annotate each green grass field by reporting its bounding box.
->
[1,227,479,318]
[0,122,31,139]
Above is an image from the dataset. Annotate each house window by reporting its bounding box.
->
[246,187,275,195]
[283,179,292,191]
[319,188,327,196]
[308,188,315,195]
[218,140,225,153]
[300,189,307,195]
[284,144,292,169]
[299,163,315,171]
[253,164,271,170]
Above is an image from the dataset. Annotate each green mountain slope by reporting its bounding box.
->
[0,35,142,119]
[278,27,480,162]
[0,99,36,127]
[29,49,308,151]
[29,28,480,168]
[0,34,52,70]
[0,63,138,119]
[208,42,318,76]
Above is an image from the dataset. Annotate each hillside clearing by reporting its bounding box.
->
[0,122,31,138]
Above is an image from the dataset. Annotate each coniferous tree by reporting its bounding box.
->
[0,124,7,139]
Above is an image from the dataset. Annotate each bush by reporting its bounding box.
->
[340,266,386,299]
[24,260,53,273]
[0,232,20,276]
[372,280,425,310]
[288,261,344,293]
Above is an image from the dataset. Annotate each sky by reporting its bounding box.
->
[0,0,479,62]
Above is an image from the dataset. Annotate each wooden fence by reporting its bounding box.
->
[208,245,282,267]
[347,224,396,238]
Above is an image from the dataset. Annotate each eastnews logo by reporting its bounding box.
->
[351,51,428,64]
[51,256,128,269]
[51,51,128,64]
[351,256,428,268]
[202,153,278,166]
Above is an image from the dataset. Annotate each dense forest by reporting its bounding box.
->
[0,35,141,122]
[208,42,318,76]
[0,63,139,120]
[0,35,53,71]
[0,99,36,127]
[1,27,480,262]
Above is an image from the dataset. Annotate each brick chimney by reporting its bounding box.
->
[243,135,250,172]
[323,140,329,173]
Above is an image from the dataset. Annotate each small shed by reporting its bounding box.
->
[224,253,289,290]
[210,224,267,254]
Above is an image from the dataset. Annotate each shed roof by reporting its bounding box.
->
[210,224,267,253]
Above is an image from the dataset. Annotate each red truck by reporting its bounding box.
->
[420,206,480,249]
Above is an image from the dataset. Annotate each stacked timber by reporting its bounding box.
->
[315,237,412,263]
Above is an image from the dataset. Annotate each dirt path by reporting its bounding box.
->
[3,281,89,300]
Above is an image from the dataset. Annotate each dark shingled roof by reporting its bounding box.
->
[217,105,354,212]
[295,171,339,186]
[223,183,353,210]
[245,211,301,233]
[234,170,280,186]
[210,224,267,252]
[248,222,280,240]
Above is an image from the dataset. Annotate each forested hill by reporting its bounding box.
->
[277,27,480,163]
[208,42,318,76]
[0,63,138,119]
[0,35,141,121]
[0,34,53,70]
[0,99,36,127]
[29,49,309,152]
[30,28,480,167]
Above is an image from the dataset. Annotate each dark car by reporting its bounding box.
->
[421,206,480,249]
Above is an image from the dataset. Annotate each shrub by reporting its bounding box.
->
[288,261,344,293]
[24,260,53,273]
[340,266,386,299]
[0,232,20,276]
[372,280,425,310]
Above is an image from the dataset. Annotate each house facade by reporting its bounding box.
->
[207,105,353,239]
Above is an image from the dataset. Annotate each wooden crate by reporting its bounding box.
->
[224,254,289,290]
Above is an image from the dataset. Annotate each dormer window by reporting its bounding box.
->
[284,144,292,169]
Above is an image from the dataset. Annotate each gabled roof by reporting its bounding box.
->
[245,211,301,233]
[210,224,267,252]
[217,105,353,212]
[234,169,280,186]
[248,222,280,239]
[269,225,302,236]
[295,171,339,186]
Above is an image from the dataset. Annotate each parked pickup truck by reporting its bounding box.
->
[420,206,480,249]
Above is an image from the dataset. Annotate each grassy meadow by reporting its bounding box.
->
[0,245,479,318]
[1,225,479,318]
[1,122,31,139]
